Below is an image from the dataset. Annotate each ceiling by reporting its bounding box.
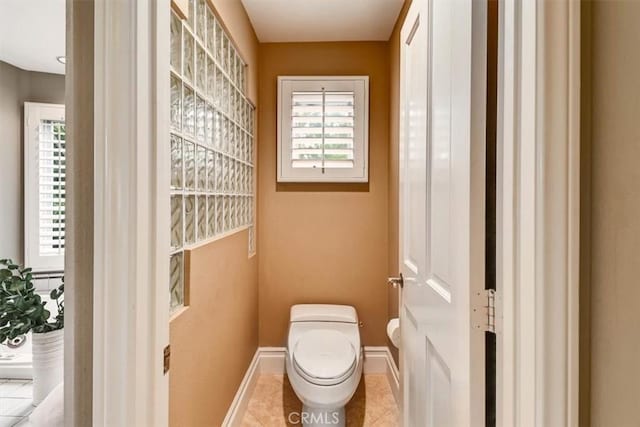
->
[0,0,66,75]
[240,0,405,43]
[0,0,404,74]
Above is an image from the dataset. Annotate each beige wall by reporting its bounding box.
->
[170,231,258,426]
[580,1,592,425]
[387,0,411,365]
[169,1,259,425]
[257,42,390,347]
[65,2,95,423]
[0,61,65,263]
[587,1,640,426]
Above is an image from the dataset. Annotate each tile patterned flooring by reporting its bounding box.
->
[240,374,399,427]
[0,380,34,427]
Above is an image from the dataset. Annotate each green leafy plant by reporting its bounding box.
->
[0,259,64,344]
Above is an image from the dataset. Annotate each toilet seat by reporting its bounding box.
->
[292,329,357,386]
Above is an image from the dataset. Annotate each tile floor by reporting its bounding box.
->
[0,380,34,427]
[241,374,399,427]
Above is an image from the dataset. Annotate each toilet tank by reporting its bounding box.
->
[290,304,358,323]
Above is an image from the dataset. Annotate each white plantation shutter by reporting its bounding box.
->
[291,91,355,169]
[24,103,66,272]
[38,120,66,255]
[278,77,368,182]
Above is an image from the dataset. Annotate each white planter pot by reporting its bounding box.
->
[32,329,64,405]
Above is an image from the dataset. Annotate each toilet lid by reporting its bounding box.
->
[292,329,357,386]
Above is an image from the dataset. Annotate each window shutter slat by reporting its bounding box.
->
[38,119,66,258]
[289,90,355,170]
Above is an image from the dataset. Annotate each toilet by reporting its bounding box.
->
[286,304,363,427]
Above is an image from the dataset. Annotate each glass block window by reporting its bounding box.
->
[169,1,256,312]
[24,103,67,274]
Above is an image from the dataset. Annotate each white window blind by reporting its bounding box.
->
[278,77,369,182]
[38,120,66,256]
[291,91,355,169]
[24,103,66,272]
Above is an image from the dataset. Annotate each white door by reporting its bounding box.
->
[398,0,487,425]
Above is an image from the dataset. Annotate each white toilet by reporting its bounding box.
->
[286,304,363,427]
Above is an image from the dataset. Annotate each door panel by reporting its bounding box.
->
[399,0,487,425]
[429,0,453,292]
[426,338,452,427]
[402,10,428,281]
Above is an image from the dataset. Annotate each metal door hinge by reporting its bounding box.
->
[163,345,171,374]
[472,289,497,333]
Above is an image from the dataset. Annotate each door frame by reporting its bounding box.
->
[92,0,170,424]
[66,0,171,425]
[496,0,580,426]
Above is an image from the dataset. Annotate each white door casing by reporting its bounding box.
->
[495,1,581,426]
[399,0,487,425]
[92,0,170,425]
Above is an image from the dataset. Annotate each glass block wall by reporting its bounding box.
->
[169,0,256,312]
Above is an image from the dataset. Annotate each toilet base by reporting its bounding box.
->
[300,405,345,427]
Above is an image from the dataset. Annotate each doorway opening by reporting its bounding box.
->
[0,1,67,425]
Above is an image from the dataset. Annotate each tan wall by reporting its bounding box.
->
[257,42,390,347]
[169,1,259,425]
[387,0,411,365]
[580,1,593,425]
[65,3,94,424]
[170,231,258,426]
[0,61,65,264]
[587,1,640,426]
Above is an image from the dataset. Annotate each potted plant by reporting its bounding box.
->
[0,259,64,405]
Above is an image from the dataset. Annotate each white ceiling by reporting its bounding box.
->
[241,0,405,43]
[0,0,66,75]
[0,0,403,74]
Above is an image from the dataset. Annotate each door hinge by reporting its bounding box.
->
[163,345,171,374]
[473,289,497,333]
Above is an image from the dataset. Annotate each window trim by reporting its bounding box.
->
[24,102,66,273]
[277,76,369,183]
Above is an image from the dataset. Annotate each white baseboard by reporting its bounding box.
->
[363,346,400,404]
[221,350,260,427]
[383,348,400,404]
[257,347,287,374]
[222,346,400,427]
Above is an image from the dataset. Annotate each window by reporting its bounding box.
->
[169,0,256,313]
[24,103,66,273]
[277,76,369,183]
